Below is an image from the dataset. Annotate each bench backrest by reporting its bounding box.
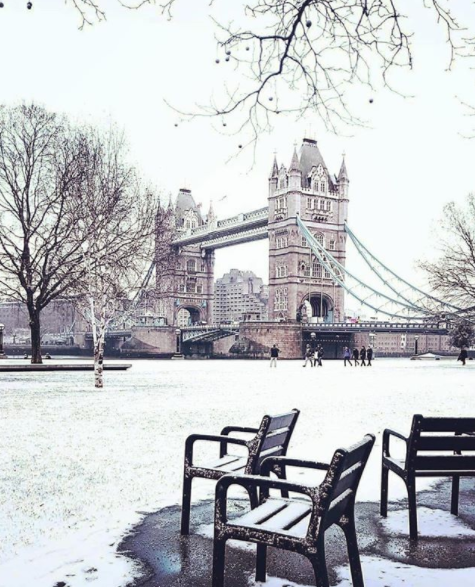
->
[407,415,475,472]
[313,434,375,533]
[245,409,300,474]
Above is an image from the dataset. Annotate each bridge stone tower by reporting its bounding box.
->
[158,189,215,327]
[268,138,349,323]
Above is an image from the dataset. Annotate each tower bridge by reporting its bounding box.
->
[160,137,350,331]
[129,137,461,359]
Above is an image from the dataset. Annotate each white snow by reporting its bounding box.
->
[335,556,475,587]
[380,507,475,538]
[1,357,475,586]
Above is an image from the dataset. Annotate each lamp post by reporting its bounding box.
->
[175,328,181,354]
[414,335,419,356]
[369,332,375,352]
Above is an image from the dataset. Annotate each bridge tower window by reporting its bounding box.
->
[186,278,197,293]
[276,265,287,278]
[312,261,322,278]
[315,232,325,248]
[329,239,335,250]
[187,259,196,273]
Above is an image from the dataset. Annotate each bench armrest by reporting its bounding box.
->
[185,434,249,468]
[215,473,314,524]
[220,426,259,435]
[383,428,408,458]
[220,426,259,457]
[261,456,329,477]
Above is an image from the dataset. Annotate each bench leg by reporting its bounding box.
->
[451,476,460,516]
[308,536,329,587]
[212,537,227,587]
[247,486,259,509]
[274,464,289,499]
[342,516,364,587]
[255,543,267,582]
[380,465,389,517]
[181,474,193,535]
[407,477,418,541]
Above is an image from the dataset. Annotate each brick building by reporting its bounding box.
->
[214,269,269,324]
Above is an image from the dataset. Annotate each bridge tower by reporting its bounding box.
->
[157,188,215,327]
[268,138,349,323]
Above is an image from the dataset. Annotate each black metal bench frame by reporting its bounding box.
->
[181,409,300,535]
[212,434,375,587]
[381,414,475,540]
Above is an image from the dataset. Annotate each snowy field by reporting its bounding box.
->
[1,357,474,587]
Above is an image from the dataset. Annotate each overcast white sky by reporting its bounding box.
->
[1,0,475,294]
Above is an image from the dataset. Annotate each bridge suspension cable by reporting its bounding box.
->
[344,223,465,316]
[296,216,436,321]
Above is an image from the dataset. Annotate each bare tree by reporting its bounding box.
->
[0,104,96,364]
[424,194,475,318]
[68,1,473,141]
[70,126,167,388]
[450,320,474,349]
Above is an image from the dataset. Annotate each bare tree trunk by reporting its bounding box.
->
[90,296,106,388]
[28,306,43,364]
[93,330,105,389]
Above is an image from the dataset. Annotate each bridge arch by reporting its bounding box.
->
[299,293,334,323]
[176,305,202,327]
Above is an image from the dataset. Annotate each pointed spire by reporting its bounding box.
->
[338,154,349,182]
[289,146,301,173]
[208,199,216,222]
[269,154,279,179]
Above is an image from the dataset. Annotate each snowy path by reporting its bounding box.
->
[0,358,474,586]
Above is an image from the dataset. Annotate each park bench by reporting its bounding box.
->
[212,434,375,587]
[381,414,475,540]
[181,409,300,535]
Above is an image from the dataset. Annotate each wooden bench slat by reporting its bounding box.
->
[418,436,475,451]
[229,499,289,527]
[261,430,289,452]
[419,418,475,433]
[331,463,363,500]
[342,442,370,469]
[268,413,296,432]
[202,455,247,471]
[415,455,475,470]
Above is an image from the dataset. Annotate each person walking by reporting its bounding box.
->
[458,347,468,366]
[367,346,373,366]
[270,344,280,367]
[352,347,360,366]
[303,344,314,367]
[360,346,367,367]
[317,345,324,367]
[343,346,353,366]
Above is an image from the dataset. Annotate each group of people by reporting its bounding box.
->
[343,346,373,366]
[303,343,325,367]
[269,343,374,367]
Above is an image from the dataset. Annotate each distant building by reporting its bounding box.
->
[0,299,85,341]
[214,269,269,324]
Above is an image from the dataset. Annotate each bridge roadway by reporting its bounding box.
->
[172,207,269,249]
[180,320,449,343]
[82,321,449,345]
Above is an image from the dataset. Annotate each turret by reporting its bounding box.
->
[268,155,279,197]
[288,146,302,189]
[337,155,349,199]
[207,200,217,229]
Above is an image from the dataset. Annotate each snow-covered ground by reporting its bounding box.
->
[0,358,474,587]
